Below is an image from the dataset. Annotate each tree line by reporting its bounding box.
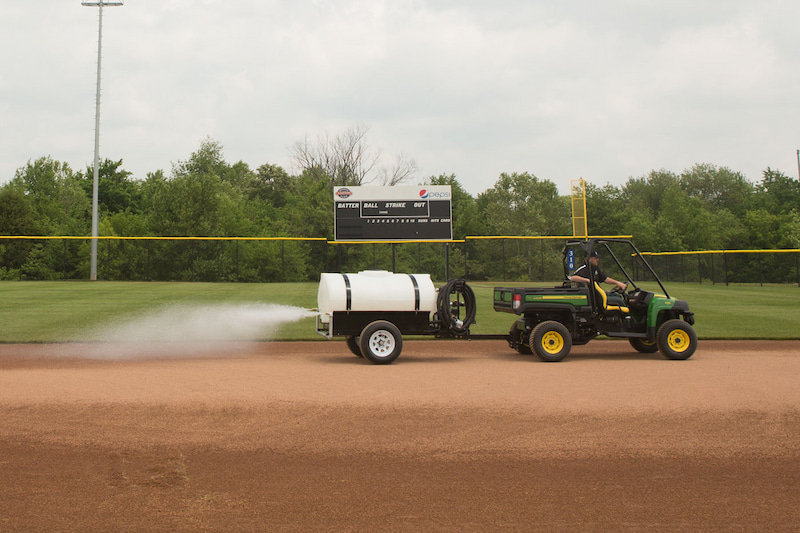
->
[1,134,798,281]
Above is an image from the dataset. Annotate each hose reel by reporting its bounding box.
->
[436,279,477,336]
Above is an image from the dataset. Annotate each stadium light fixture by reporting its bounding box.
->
[82,0,123,280]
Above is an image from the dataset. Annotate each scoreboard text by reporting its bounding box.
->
[333,186,453,241]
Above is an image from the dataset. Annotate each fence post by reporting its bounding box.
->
[445,243,450,281]
[758,254,763,287]
[217,241,223,283]
[464,240,468,281]
[281,240,286,281]
[698,254,702,284]
[681,254,685,283]
[337,244,343,273]
[723,251,729,286]
[501,239,505,282]
[540,241,545,281]
[711,254,715,285]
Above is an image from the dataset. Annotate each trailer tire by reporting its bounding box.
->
[530,321,572,362]
[345,335,363,357]
[360,321,403,364]
[657,319,697,360]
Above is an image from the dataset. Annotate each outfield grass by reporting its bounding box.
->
[1,280,798,342]
[0,281,319,343]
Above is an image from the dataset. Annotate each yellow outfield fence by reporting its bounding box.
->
[0,235,327,242]
[1,235,798,285]
[641,248,800,286]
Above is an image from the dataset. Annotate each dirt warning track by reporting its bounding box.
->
[1,340,799,531]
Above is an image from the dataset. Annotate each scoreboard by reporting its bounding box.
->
[334,186,453,241]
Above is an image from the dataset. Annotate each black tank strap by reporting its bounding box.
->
[408,274,420,311]
[342,274,352,311]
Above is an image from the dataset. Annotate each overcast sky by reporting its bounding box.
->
[2,0,799,196]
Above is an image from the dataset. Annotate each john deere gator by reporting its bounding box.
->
[493,238,697,362]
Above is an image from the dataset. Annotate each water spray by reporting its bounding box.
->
[79,303,317,360]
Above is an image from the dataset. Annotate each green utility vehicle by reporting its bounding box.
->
[493,238,697,362]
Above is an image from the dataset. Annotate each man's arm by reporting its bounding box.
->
[603,276,627,290]
[569,265,590,284]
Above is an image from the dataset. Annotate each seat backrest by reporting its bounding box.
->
[593,282,608,310]
[595,281,630,315]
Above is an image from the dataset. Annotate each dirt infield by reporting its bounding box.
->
[1,339,799,531]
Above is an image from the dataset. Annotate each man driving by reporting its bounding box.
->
[570,250,627,305]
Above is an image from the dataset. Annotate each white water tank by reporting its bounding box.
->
[317,271,437,323]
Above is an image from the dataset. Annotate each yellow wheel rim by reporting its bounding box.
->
[667,329,690,352]
[541,331,565,354]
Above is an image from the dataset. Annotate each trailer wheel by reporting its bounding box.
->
[530,321,572,362]
[345,335,363,358]
[657,319,697,360]
[359,321,403,364]
[629,337,659,354]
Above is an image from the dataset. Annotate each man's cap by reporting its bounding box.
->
[588,250,599,258]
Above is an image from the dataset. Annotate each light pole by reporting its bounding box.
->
[82,0,123,280]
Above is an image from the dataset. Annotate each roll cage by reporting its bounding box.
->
[562,238,670,312]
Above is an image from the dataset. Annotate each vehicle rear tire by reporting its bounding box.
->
[509,324,532,355]
[345,335,363,357]
[530,321,572,362]
[629,337,659,354]
[657,319,698,360]
[359,321,403,364]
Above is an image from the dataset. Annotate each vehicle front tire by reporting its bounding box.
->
[657,319,698,360]
[629,337,659,354]
[345,335,363,357]
[359,321,403,364]
[530,321,572,362]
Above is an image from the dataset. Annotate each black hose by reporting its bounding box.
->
[436,279,477,336]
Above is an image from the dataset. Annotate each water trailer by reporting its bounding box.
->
[315,270,477,364]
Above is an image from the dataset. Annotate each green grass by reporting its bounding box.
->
[1,280,798,342]
[0,281,319,342]
[657,282,800,339]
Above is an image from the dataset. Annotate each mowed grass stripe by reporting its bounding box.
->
[1,281,798,342]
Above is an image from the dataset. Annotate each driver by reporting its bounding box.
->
[570,250,627,306]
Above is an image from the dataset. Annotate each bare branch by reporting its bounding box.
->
[289,123,411,187]
[377,153,419,186]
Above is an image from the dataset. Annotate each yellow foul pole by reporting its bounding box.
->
[570,179,588,238]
